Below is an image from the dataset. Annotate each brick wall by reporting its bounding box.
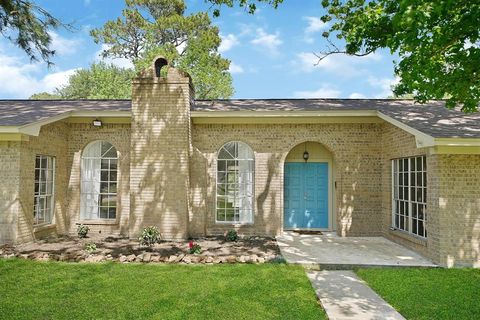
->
[65,122,131,237]
[380,123,432,259]
[16,122,69,243]
[0,141,21,243]
[429,154,480,267]
[130,68,192,239]
[190,122,384,237]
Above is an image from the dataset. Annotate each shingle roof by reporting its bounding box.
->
[0,100,130,126]
[194,99,480,138]
[0,99,479,139]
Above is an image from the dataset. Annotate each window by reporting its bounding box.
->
[81,141,118,220]
[34,155,55,225]
[392,156,427,237]
[216,141,254,223]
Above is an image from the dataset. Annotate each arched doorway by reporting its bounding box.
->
[284,142,333,230]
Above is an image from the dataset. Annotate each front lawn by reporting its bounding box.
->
[356,268,480,320]
[0,259,325,320]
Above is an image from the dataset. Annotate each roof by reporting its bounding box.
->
[0,99,479,140]
[193,99,480,139]
[0,100,130,126]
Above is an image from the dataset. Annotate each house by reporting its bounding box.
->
[0,57,479,267]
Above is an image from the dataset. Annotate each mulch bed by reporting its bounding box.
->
[0,235,283,264]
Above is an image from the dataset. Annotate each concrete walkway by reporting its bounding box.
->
[308,270,405,320]
[277,232,436,268]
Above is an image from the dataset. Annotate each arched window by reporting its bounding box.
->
[81,141,118,220]
[216,141,254,223]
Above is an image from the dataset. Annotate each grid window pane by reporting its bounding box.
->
[392,156,427,237]
[33,155,55,225]
[81,141,118,220]
[216,142,254,223]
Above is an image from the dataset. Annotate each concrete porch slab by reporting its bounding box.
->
[277,232,436,268]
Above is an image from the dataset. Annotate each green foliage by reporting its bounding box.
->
[56,62,135,99]
[91,0,233,99]
[139,226,161,246]
[84,243,97,254]
[0,259,325,319]
[225,230,238,242]
[29,92,61,100]
[77,224,90,238]
[188,240,202,254]
[357,268,480,320]
[206,0,284,17]
[0,0,64,64]
[320,0,480,112]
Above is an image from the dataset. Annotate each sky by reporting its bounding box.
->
[0,0,399,99]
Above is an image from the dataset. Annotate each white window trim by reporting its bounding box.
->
[215,141,255,225]
[391,156,427,238]
[34,155,55,226]
[80,141,118,220]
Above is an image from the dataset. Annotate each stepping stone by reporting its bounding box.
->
[307,270,405,320]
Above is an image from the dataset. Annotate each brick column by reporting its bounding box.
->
[129,59,193,239]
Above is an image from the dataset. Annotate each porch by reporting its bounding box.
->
[277,231,436,269]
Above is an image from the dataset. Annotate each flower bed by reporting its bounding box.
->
[0,235,282,264]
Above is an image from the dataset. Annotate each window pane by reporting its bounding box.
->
[81,141,118,220]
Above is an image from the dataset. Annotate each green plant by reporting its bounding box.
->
[139,226,160,246]
[188,240,202,254]
[77,224,90,238]
[225,230,238,242]
[84,243,97,254]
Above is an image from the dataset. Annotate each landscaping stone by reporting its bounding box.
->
[142,253,151,262]
[3,235,281,265]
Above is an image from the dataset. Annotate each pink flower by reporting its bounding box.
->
[188,240,194,249]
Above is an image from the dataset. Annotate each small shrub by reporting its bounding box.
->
[225,230,238,242]
[269,256,287,264]
[139,226,160,246]
[188,240,202,254]
[85,242,97,254]
[77,224,90,238]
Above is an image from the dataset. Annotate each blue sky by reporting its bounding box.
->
[0,0,399,99]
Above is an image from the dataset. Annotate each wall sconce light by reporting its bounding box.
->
[92,119,102,127]
[303,142,309,162]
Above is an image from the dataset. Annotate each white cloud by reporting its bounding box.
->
[293,84,341,98]
[229,62,244,74]
[294,51,382,76]
[219,33,239,53]
[49,31,81,56]
[251,28,282,55]
[304,16,328,34]
[367,76,400,98]
[349,92,367,99]
[94,44,134,69]
[303,16,329,43]
[0,49,76,98]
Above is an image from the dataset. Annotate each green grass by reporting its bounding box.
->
[0,259,325,320]
[356,268,480,320]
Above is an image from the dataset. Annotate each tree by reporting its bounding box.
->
[206,0,283,17]
[209,0,480,112]
[29,92,61,100]
[0,0,63,64]
[56,62,135,99]
[90,0,233,99]
[318,0,480,112]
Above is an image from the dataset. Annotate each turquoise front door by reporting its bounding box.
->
[284,162,329,229]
